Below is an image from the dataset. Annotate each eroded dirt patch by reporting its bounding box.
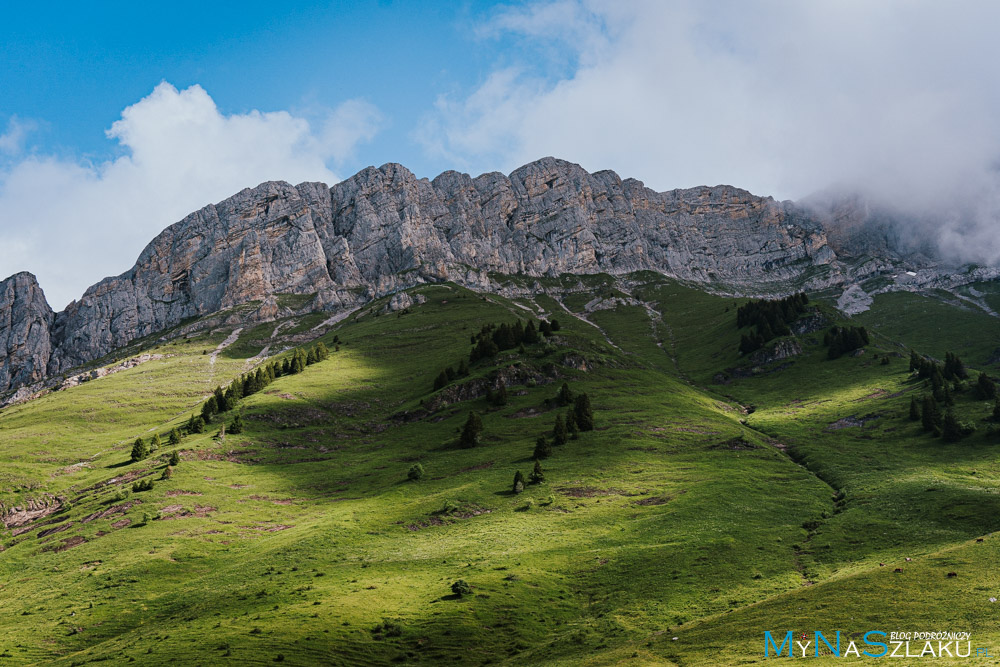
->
[827,413,882,430]
[159,504,217,520]
[634,496,672,506]
[246,495,295,505]
[556,486,621,498]
[80,500,142,524]
[43,536,86,553]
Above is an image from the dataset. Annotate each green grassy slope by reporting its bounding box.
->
[0,277,998,665]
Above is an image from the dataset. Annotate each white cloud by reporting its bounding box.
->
[0,117,38,155]
[0,82,383,309]
[421,0,1000,264]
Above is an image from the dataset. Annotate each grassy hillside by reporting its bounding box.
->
[1,277,999,665]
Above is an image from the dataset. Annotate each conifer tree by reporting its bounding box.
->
[977,373,997,400]
[512,470,525,494]
[553,414,568,445]
[130,438,149,462]
[459,411,484,448]
[528,459,545,484]
[457,359,469,376]
[150,433,161,452]
[566,410,579,439]
[168,428,182,445]
[909,396,921,421]
[315,342,330,361]
[433,371,449,391]
[492,384,508,407]
[229,413,244,435]
[291,350,306,374]
[557,382,573,407]
[574,393,595,431]
[539,320,553,336]
[942,411,964,442]
[214,386,228,412]
[533,435,552,460]
[407,463,424,481]
[306,348,317,365]
[523,321,539,344]
[550,319,561,332]
[944,352,968,380]
[921,396,941,433]
[168,450,180,466]
[201,395,218,423]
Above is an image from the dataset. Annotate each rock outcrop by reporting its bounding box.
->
[0,156,975,396]
[0,272,55,393]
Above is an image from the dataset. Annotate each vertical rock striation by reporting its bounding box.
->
[0,272,55,392]
[0,156,882,395]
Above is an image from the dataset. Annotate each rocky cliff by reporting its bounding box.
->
[0,272,55,394]
[0,157,928,396]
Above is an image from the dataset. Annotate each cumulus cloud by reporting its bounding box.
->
[0,82,382,309]
[421,0,1000,265]
[0,117,38,155]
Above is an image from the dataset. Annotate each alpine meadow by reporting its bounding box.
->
[6,3,1000,663]
[0,156,999,665]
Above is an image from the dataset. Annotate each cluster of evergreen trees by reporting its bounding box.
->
[823,325,870,359]
[433,360,470,391]
[910,394,978,442]
[908,351,976,403]
[910,351,969,383]
[513,384,594,494]
[469,318,559,364]
[198,342,331,430]
[531,383,593,458]
[906,350,995,443]
[432,318,559,392]
[128,340,333,466]
[736,293,808,354]
[130,430,184,463]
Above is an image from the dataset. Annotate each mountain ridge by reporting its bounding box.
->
[0,156,993,398]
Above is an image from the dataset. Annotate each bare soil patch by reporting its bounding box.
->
[80,500,142,524]
[827,413,882,430]
[634,496,672,506]
[43,536,86,552]
[159,504,217,520]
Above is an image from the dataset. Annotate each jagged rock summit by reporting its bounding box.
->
[0,156,969,397]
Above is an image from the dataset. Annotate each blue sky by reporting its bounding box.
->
[0,1,515,179]
[3,1,1000,308]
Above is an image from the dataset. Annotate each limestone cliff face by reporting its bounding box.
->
[0,272,54,392]
[2,157,856,394]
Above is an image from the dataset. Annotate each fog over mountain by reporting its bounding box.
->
[421,1,1000,266]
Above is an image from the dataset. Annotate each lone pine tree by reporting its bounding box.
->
[130,438,148,462]
[528,459,545,484]
[533,435,552,460]
[553,414,568,445]
[459,411,484,448]
[512,470,526,494]
[574,393,595,431]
